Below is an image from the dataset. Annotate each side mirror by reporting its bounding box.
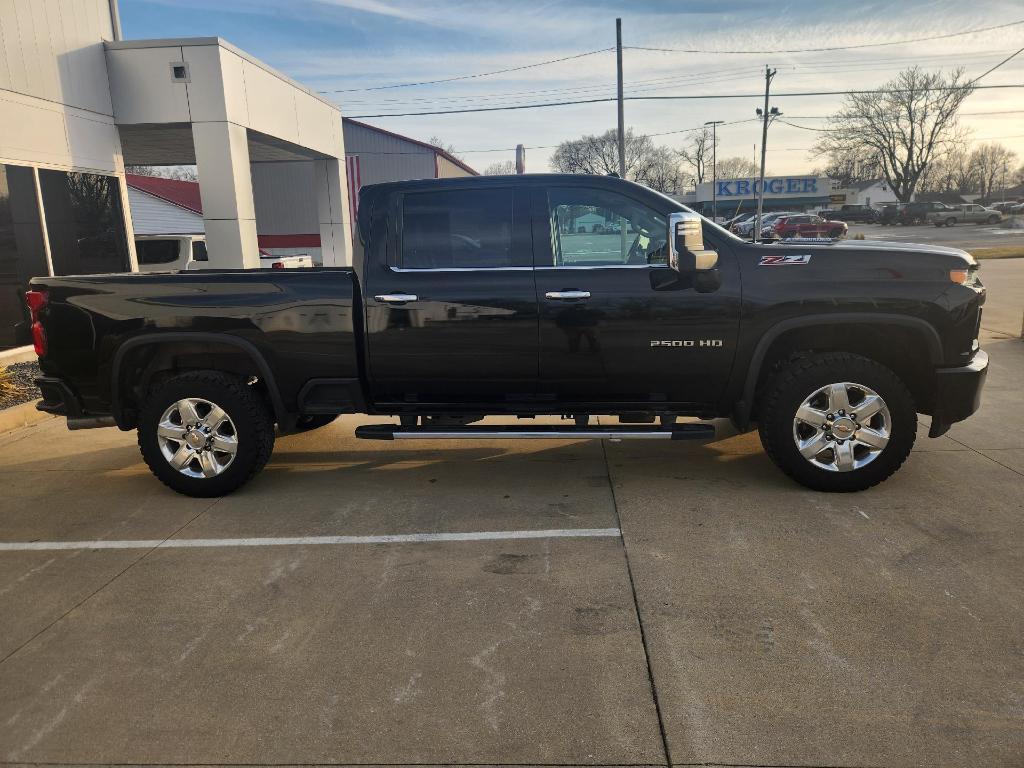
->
[668,211,718,273]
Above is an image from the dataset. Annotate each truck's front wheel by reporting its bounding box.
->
[138,370,275,497]
[758,352,916,492]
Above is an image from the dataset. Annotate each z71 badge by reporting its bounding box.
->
[759,254,812,265]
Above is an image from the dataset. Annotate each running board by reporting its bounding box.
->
[354,423,716,441]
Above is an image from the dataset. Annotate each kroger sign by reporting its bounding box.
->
[697,176,830,201]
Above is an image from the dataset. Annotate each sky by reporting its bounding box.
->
[119,0,1024,179]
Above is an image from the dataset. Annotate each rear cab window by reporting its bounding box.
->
[399,187,530,269]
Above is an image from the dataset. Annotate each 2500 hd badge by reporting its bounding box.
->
[29,174,988,496]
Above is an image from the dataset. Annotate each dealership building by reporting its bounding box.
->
[0,0,480,351]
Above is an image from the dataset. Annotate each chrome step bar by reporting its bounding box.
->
[355,423,715,441]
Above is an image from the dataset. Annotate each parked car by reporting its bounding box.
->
[898,201,957,225]
[926,203,1003,227]
[755,211,800,239]
[819,205,879,224]
[724,213,753,230]
[135,235,207,273]
[29,174,988,496]
[772,215,848,240]
[879,205,901,225]
[736,211,797,237]
[990,201,1019,214]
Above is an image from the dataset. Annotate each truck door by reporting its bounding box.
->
[363,184,538,404]
[533,184,741,408]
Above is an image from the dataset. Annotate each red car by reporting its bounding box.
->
[773,214,847,239]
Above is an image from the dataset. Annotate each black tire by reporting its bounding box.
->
[987,215,999,224]
[138,370,275,497]
[945,217,957,227]
[292,414,340,432]
[758,352,916,492]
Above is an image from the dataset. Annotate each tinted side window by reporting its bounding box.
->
[191,241,208,261]
[401,188,515,269]
[136,239,180,265]
[548,187,667,267]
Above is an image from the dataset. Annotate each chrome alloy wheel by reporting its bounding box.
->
[791,382,891,473]
[157,398,238,478]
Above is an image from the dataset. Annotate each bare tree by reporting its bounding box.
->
[919,141,976,193]
[550,128,688,194]
[125,165,198,181]
[812,148,881,187]
[968,142,1017,200]
[642,146,691,195]
[1014,163,1024,187]
[814,67,974,202]
[483,160,517,175]
[428,136,465,162]
[676,127,715,184]
[715,156,760,179]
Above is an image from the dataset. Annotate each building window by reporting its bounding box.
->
[39,170,130,277]
[0,165,49,349]
[400,188,518,269]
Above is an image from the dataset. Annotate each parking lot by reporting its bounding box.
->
[1,261,1022,767]
[848,220,1024,250]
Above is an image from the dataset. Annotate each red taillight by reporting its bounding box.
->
[271,261,285,269]
[25,290,48,357]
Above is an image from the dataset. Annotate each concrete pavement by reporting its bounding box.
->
[0,266,1022,766]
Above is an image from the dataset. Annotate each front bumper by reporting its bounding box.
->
[928,350,989,437]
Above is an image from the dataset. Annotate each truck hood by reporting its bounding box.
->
[762,238,977,266]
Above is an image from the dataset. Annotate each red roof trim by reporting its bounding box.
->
[343,118,479,176]
[125,174,204,215]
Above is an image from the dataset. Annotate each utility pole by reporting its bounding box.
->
[705,120,724,221]
[754,66,778,242]
[616,18,626,178]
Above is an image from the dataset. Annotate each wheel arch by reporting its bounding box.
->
[733,314,942,430]
[110,332,288,429]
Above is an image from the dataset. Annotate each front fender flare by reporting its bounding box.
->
[732,313,943,430]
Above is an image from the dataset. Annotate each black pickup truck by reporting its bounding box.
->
[27,174,988,497]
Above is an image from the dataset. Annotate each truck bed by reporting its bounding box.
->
[32,268,360,425]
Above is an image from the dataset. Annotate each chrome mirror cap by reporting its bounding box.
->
[669,211,719,273]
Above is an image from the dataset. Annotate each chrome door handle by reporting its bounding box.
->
[545,290,591,301]
[375,293,418,304]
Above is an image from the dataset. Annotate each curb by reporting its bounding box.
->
[0,399,52,437]
[0,345,36,366]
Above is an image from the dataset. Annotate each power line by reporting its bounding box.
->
[346,83,1024,119]
[318,48,613,93]
[338,48,1015,111]
[625,19,1024,55]
[971,45,1024,82]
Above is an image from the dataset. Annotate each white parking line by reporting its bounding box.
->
[0,528,622,552]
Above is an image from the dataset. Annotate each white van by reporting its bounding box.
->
[135,235,208,272]
[135,235,313,271]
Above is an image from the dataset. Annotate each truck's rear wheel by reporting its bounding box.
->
[138,370,274,497]
[758,352,916,492]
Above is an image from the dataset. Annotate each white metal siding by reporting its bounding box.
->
[0,0,114,116]
[250,161,319,235]
[127,187,205,235]
[342,121,435,186]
